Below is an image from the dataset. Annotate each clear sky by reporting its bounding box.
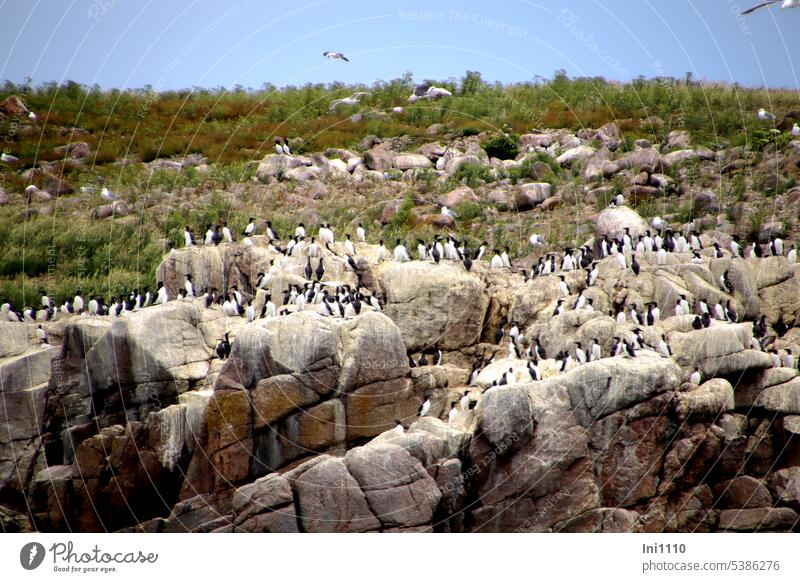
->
[1,0,799,90]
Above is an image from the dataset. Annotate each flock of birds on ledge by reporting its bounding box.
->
[3,191,800,416]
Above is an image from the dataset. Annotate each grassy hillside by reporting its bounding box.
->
[1,71,798,308]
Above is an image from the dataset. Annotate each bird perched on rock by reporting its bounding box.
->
[394,240,411,262]
[184,274,195,297]
[418,396,431,417]
[440,206,456,220]
[447,403,458,423]
[215,333,231,360]
[184,226,196,247]
[35,324,48,344]
[720,270,734,294]
[689,368,702,385]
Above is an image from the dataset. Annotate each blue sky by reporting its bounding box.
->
[1,0,799,90]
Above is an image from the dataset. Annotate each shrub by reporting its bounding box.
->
[482,130,519,160]
[455,162,493,187]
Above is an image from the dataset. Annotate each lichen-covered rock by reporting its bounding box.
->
[376,261,489,351]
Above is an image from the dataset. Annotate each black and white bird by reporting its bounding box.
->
[35,324,48,344]
[574,290,589,311]
[323,50,350,62]
[184,274,195,297]
[742,1,800,16]
[394,240,411,262]
[675,294,689,317]
[356,223,366,242]
[408,84,453,102]
[460,390,471,412]
[557,275,570,298]
[770,235,785,257]
[646,302,660,325]
[658,335,671,358]
[447,403,458,424]
[418,396,431,417]
[341,234,355,257]
[318,223,334,245]
[730,236,742,258]
[721,270,734,295]
[222,220,233,242]
[393,420,404,434]
[689,367,702,386]
[590,338,602,362]
[586,264,598,286]
[574,342,587,365]
[527,359,540,381]
[244,218,256,236]
[154,282,169,305]
[725,300,738,323]
[184,226,195,247]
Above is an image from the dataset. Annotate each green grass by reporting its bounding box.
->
[2,71,799,307]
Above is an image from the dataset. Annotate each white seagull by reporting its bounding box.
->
[757,108,775,122]
[329,92,370,111]
[408,84,453,103]
[323,51,349,62]
[100,186,119,202]
[742,0,800,15]
[529,234,546,246]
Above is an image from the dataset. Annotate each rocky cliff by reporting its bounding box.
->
[3,216,800,533]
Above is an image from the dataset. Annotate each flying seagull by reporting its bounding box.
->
[329,92,370,111]
[408,85,453,103]
[742,0,800,15]
[323,51,349,62]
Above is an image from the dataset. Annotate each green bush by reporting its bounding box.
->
[482,130,520,160]
[455,162,493,187]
